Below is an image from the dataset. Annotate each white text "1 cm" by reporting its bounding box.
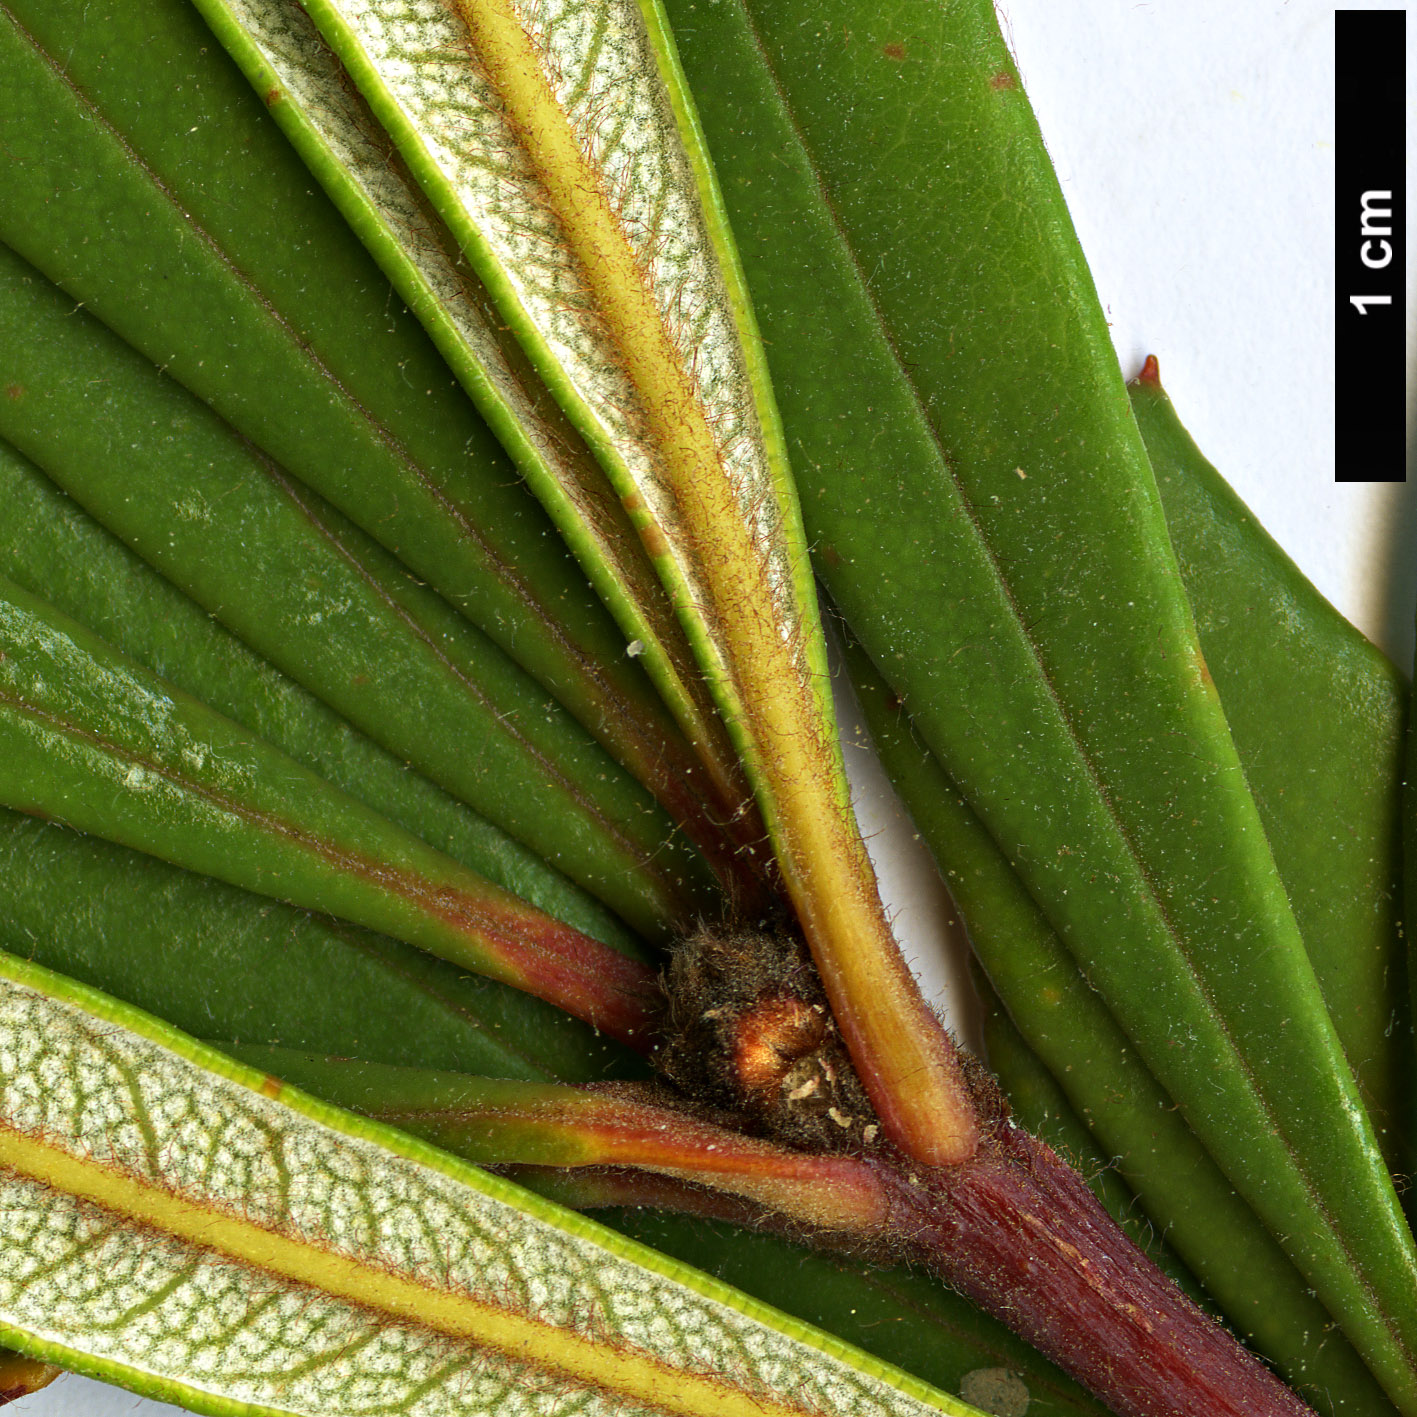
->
[1350,190,1394,315]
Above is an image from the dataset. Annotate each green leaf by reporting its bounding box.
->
[0,432,637,956]
[662,0,1417,1402]
[839,368,1412,1416]
[0,571,658,1042]
[0,951,983,1417]
[1130,363,1413,1168]
[845,637,1394,1417]
[188,0,766,893]
[0,809,630,1085]
[0,421,648,1077]
[0,238,711,939]
[946,362,1410,1408]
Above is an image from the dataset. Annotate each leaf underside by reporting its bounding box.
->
[0,955,976,1417]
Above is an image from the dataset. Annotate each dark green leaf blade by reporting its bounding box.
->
[0,238,712,939]
[1131,362,1413,1169]
[0,571,659,1043]
[0,811,628,1084]
[0,432,640,956]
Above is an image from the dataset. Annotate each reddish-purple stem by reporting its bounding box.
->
[881,1119,1312,1417]
[508,1109,1315,1417]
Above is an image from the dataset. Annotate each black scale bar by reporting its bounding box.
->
[1335,9,1406,482]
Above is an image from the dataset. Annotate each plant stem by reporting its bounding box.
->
[881,1119,1316,1417]
[518,1112,1319,1417]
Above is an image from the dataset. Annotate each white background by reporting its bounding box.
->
[14,2,1413,1412]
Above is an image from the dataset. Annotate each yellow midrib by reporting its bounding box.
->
[0,1121,819,1417]
[447,0,975,1166]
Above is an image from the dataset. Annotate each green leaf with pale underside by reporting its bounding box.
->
[0,237,708,941]
[0,0,747,888]
[0,951,983,1417]
[188,0,763,876]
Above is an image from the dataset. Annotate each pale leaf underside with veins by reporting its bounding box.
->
[208,0,756,827]
[0,960,966,1417]
[307,0,799,685]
